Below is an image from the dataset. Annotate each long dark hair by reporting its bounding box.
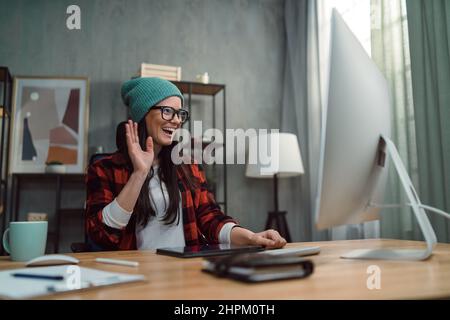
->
[122,117,197,227]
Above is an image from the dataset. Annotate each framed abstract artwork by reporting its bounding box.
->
[10,76,89,173]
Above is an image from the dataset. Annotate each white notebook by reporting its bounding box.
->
[0,265,146,299]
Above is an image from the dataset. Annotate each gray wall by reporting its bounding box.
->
[0,0,293,252]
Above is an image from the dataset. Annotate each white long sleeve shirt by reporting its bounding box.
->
[102,166,235,250]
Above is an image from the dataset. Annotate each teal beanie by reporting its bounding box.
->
[121,77,184,122]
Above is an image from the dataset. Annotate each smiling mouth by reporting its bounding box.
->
[162,127,176,137]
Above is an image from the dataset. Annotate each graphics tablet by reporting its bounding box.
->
[156,244,264,258]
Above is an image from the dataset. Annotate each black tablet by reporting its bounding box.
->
[156,244,264,258]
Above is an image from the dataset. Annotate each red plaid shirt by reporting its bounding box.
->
[85,151,237,250]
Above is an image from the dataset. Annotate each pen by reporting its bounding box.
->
[95,258,139,267]
[12,273,64,281]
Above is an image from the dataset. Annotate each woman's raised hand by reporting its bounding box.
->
[125,120,154,175]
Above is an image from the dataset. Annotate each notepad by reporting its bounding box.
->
[0,265,145,299]
[202,252,314,283]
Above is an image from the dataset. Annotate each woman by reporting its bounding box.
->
[85,77,286,251]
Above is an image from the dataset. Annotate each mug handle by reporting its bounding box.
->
[2,228,10,254]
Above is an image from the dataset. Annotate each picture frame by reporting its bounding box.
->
[9,76,89,173]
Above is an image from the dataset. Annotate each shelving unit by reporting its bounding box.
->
[10,173,85,253]
[0,66,12,254]
[172,81,227,212]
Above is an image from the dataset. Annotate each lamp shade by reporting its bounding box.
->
[245,132,304,178]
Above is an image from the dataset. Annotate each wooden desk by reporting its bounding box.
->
[1,239,450,300]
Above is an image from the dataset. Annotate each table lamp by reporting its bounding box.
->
[245,133,304,242]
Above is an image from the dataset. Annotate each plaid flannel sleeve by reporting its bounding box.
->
[191,164,238,243]
[85,161,123,250]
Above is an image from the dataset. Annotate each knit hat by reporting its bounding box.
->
[121,77,184,122]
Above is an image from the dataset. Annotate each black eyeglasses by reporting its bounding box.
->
[153,106,190,123]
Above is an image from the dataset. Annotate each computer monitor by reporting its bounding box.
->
[314,9,445,260]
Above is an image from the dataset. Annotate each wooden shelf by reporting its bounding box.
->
[11,173,86,253]
[172,80,227,212]
[12,173,85,180]
[172,81,224,96]
[57,208,85,215]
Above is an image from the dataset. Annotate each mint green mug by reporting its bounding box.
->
[2,221,48,261]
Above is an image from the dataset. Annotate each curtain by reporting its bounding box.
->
[281,0,450,243]
[281,0,377,241]
[280,0,328,241]
[370,0,419,240]
[405,0,450,243]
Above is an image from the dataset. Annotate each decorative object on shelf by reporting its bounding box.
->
[45,161,67,174]
[196,72,210,84]
[9,76,89,173]
[27,212,48,221]
[137,63,182,81]
[245,133,304,242]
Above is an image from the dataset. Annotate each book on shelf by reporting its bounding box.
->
[135,63,182,81]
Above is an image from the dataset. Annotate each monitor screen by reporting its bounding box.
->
[314,9,391,230]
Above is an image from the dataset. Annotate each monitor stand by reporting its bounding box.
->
[341,135,440,261]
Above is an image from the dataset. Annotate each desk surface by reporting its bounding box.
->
[1,239,450,300]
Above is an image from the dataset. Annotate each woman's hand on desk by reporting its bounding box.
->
[251,230,287,249]
[231,227,287,249]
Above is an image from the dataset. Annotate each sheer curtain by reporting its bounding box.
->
[406,0,450,242]
[282,0,449,243]
[371,0,450,242]
[281,0,377,241]
[280,0,327,241]
[370,0,419,240]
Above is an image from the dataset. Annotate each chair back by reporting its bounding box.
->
[71,121,128,253]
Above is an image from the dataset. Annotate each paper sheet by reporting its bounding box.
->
[0,265,145,299]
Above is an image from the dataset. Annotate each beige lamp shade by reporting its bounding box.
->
[245,132,304,178]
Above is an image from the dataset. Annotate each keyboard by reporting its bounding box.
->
[262,246,321,257]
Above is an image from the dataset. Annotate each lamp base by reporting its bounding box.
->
[265,211,292,243]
